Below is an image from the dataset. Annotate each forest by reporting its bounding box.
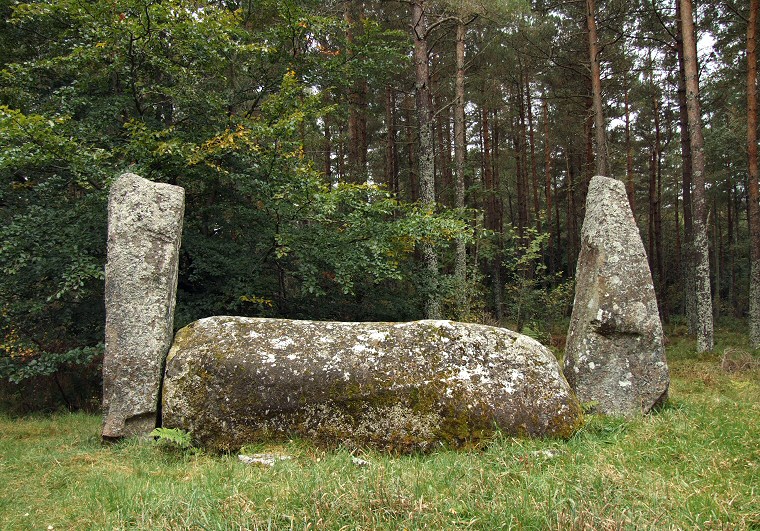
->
[1,0,759,408]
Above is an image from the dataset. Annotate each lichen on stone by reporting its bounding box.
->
[162,317,583,453]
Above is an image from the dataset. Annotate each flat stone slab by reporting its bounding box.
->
[102,173,185,439]
[162,317,583,453]
[564,175,669,415]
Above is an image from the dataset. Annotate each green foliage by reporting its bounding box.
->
[150,427,193,451]
[0,343,102,385]
[0,0,467,398]
[500,226,574,332]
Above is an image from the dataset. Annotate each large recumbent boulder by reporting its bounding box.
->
[162,317,583,452]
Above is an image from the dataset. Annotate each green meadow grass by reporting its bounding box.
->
[1,328,758,530]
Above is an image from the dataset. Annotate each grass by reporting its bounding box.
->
[1,327,759,530]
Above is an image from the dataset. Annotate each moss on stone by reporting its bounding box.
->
[162,317,583,453]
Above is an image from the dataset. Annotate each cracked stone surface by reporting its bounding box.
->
[162,317,583,452]
[102,173,184,439]
[564,175,669,415]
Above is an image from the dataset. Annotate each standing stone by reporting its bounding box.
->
[102,173,184,439]
[564,176,669,415]
[162,317,583,453]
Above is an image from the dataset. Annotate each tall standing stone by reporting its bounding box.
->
[102,173,185,439]
[564,176,669,415]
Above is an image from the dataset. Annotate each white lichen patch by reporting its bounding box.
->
[618,372,633,388]
[270,337,294,350]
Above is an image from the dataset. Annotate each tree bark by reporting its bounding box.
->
[483,106,502,320]
[680,0,714,352]
[748,0,760,347]
[526,80,541,232]
[453,20,468,317]
[586,0,608,176]
[412,0,441,319]
[516,87,528,238]
[543,97,555,275]
[404,94,418,202]
[676,0,697,332]
[345,0,368,182]
[385,86,399,195]
[323,107,332,181]
[625,74,635,215]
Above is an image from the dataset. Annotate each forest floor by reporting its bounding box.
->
[1,324,758,530]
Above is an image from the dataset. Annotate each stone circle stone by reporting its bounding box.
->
[162,317,583,452]
[564,175,669,415]
[102,173,185,439]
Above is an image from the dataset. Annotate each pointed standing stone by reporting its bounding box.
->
[102,173,184,439]
[564,176,669,415]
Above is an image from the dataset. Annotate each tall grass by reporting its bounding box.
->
[1,327,758,529]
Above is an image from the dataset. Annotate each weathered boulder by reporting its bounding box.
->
[162,317,583,452]
[102,173,185,439]
[564,175,669,415]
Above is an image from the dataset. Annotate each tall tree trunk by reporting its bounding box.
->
[649,148,657,278]
[324,114,332,181]
[345,0,368,182]
[543,97,555,275]
[748,0,760,347]
[440,105,453,204]
[680,0,714,351]
[404,94,418,202]
[677,0,696,331]
[654,92,666,318]
[625,74,635,214]
[483,106,502,320]
[526,79,541,232]
[586,0,608,176]
[727,170,735,312]
[713,198,721,321]
[483,106,495,230]
[454,20,468,317]
[566,149,577,275]
[385,86,399,195]
[515,89,528,238]
[412,0,440,319]
[337,123,346,181]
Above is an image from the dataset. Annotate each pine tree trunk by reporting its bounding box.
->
[385,86,399,195]
[404,94,418,202]
[586,0,608,176]
[680,0,714,352]
[566,149,577,275]
[412,0,440,319]
[727,171,735,312]
[625,74,635,214]
[324,112,332,180]
[649,149,657,277]
[543,97,555,276]
[677,0,696,332]
[483,106,502,320]
[345,0,368,182]
[454,20,468,317]
[526,80,541,232]
[713,198,721,321]
[654,93,666,318]
[748,0,760,347]
[516,88,528,238]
